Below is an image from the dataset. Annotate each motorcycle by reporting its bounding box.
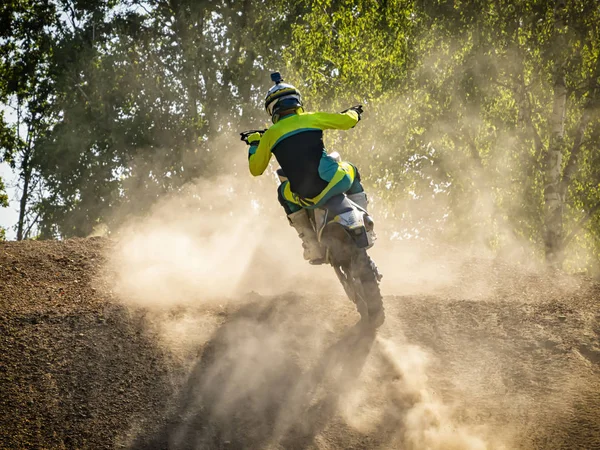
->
[240,106,384,328]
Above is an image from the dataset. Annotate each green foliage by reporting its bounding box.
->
[27,0,304,237]
[0,0,58,239]
[0,0,599,270]
[0,176,8,208]
[289,0,600,269]
[0,169,8,241]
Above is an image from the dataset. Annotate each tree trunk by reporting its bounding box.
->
[543,1,567,267]
[16,155,31,241]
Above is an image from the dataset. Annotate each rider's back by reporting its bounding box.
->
[254,111,357,198]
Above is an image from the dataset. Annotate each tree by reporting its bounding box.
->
[2,0,599,273]
[0,0,57,239]
[288,0,600,269]
[1,112,13,214]
[34,0,304,237]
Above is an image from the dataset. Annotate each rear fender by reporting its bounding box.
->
[314,195,373,249]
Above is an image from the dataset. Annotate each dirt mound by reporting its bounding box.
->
[1,238,599,449]
[0,239,174,448]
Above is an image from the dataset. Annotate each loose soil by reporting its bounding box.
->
[1,238,599,449]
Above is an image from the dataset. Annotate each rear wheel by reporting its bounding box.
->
[351,249,384,327]
[323,222,384,327]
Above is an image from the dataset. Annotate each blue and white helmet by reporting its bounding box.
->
[264,72,303,119]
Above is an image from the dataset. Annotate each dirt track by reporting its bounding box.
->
[1,238,599,449]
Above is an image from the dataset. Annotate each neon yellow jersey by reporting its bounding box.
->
[248,110,359,177]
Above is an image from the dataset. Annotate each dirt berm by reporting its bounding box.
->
[1,238,599,449]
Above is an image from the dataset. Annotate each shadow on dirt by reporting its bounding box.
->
[133,295,375,450]
[0,304,175,449]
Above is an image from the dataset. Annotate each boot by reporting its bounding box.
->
[348,191,376,244]
[347,191,368,211]
[287,209,326,265]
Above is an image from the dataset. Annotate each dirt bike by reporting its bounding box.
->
[240,106,384,328]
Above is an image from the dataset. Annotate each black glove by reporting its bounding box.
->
[342,105,363,121]
[240,129,267,145]
[350,105,363,116]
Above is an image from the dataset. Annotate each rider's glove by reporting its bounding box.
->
[349,105,363,121]
[341,105,363,126]
[247,132,262,145]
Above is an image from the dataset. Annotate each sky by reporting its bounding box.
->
[1,162,19,240]
[1,99,22,240]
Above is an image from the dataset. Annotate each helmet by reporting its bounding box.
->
[264,72,302,121]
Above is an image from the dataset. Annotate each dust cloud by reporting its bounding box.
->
[374,337,507,450]
[104,143,531,449]
[109,173,342,308]
[90,33,597,447]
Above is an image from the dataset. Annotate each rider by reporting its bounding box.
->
[246,73,369,264]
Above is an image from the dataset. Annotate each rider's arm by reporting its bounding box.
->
[248,132,272,176]
[309,110,359,130]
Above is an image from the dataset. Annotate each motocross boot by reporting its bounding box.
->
[347,191,368,211]
[287,209,326,265]
[348,191,378,249]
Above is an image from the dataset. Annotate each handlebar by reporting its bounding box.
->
[341,104,363,115]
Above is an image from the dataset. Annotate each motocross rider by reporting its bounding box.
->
[246,73,369,265]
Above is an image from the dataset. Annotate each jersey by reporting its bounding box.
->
[248,110,359,199]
